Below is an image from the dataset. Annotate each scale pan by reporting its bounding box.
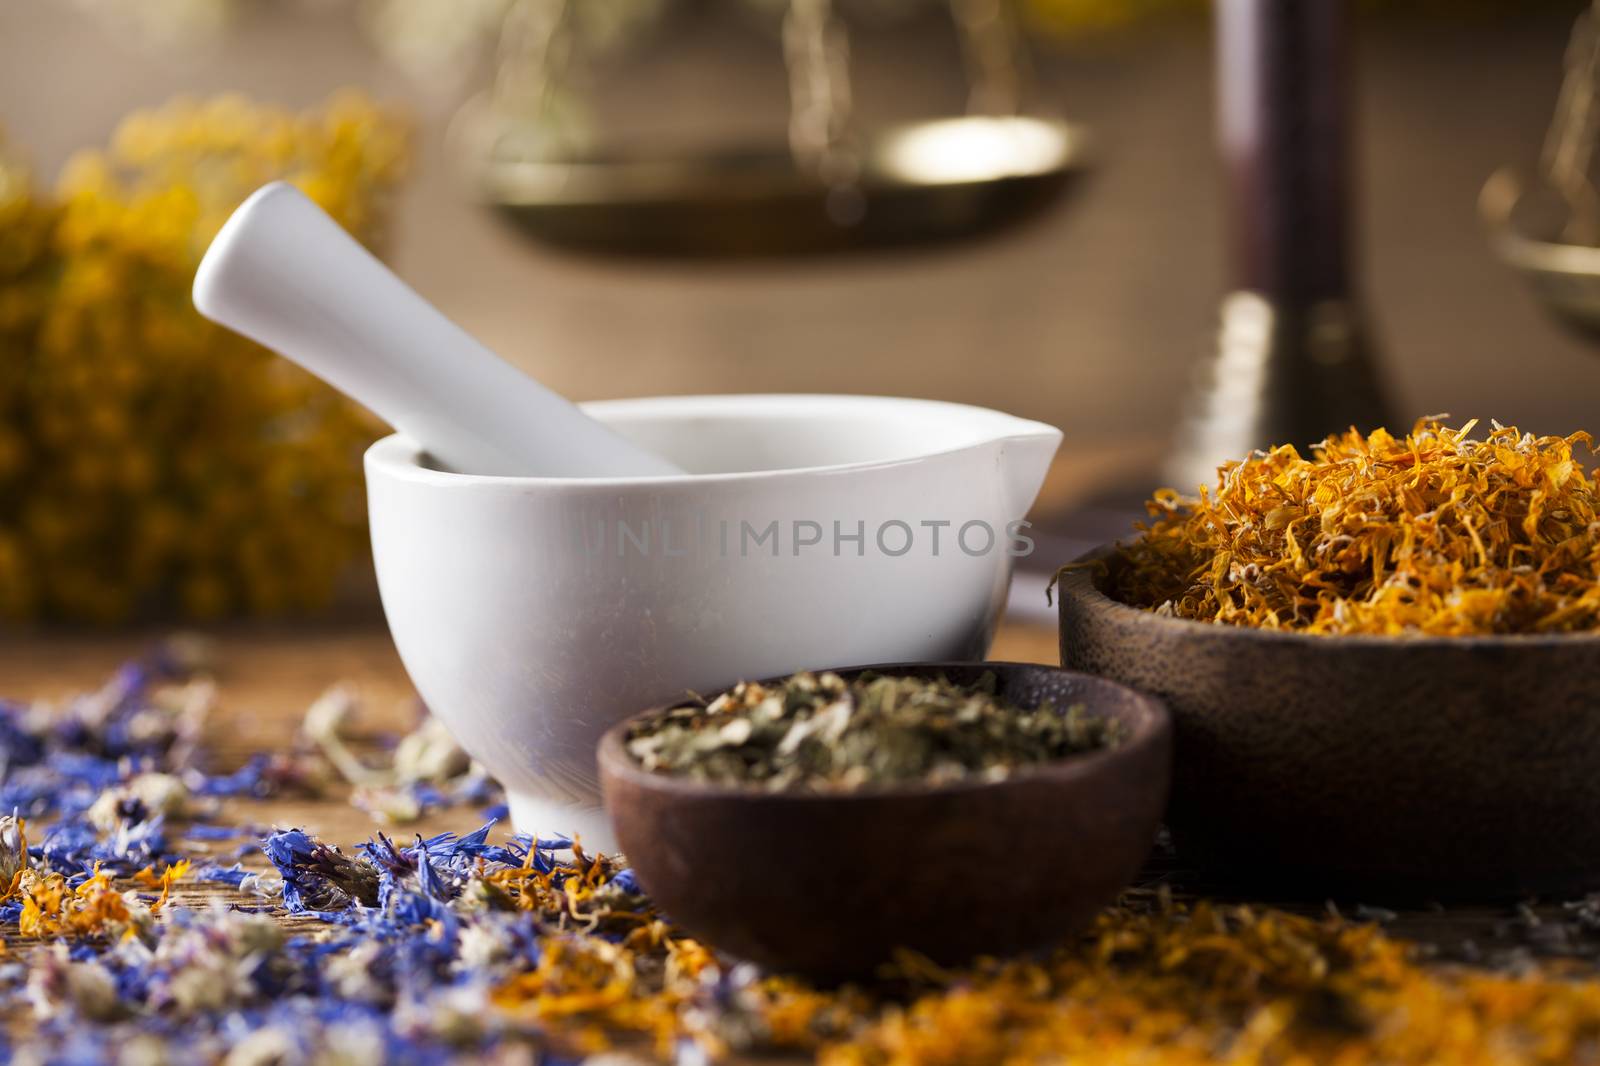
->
[478,115,1086,256]
[1482,167,1600,340]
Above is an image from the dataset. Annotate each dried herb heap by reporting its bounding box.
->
[0,92,407,622]
[19,653,1600,1064]
[820,895,1600,1066]
[1111,418,1600,636]
[625,670,1118,791]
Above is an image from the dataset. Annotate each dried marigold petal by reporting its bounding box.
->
[1107,419,1600,636]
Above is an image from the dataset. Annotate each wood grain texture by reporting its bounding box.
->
[0,620,1060,857]
[0,619,1586,1055]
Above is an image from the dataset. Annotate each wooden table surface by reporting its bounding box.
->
[0,617,1062,909]
[4,611,1598,1066]
[0,617,1565,956]
[0,618,1062,741]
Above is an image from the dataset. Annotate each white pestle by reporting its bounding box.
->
[193,182,685,478]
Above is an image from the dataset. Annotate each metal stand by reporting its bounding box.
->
[1165,0,1393,490]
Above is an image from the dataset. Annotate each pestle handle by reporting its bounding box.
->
[193,182,684,478]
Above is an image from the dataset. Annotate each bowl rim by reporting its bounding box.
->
[596,660,1171,802]
[1059,543,1600,649]
[482,116,1089,204]
[363,393,1061,490]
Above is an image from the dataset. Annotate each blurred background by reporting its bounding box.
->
[0,0,1596,625]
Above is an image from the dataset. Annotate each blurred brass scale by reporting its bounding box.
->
[476,0,1584,494]
[468,0,1085,255]
[1482,0,1600,338]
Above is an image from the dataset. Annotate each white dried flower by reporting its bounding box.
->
[312,1020,388,1066]
[148,906,285,1017]
[222,1026,299,1066]
[88,772,193,832]
[0,814,28,887]
[302,686,387,788]
[352,786,423,826]
[26,945,123,1022]
[392,715,469,785]
[324,940,388,1004]
[116,1033,175,1066]
[394,983,492,1046]
[238,870,284,899]
[455,922,509,971]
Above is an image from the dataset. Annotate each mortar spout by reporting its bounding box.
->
[995,419,1064,520]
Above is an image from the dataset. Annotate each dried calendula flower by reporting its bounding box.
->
[0,91,408,623]
[819,893,1600,1066]
[625,671,1120,791]
[1105,418,1600,636]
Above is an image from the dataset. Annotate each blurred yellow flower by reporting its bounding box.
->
[1021,0,1189,33]
[0,92,409,623]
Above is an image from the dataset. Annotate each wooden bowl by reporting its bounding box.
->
[597,662,1170,981]
[1058,550,1600,899]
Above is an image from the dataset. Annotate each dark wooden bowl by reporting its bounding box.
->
[597,662,1170,981]
[1058,549,1600,900]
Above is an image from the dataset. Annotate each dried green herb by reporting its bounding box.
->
[625,671,1119,792]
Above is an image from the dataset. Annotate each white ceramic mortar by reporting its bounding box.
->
[365,393,1061,850]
